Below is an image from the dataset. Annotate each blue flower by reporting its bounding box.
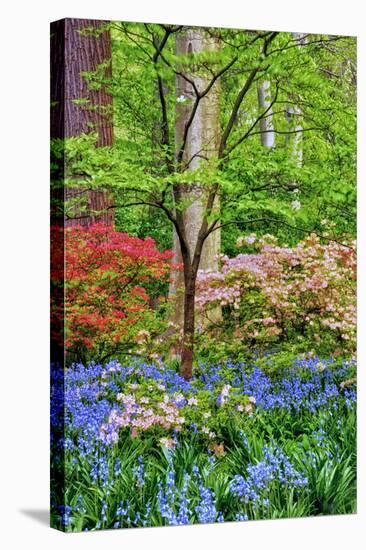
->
[133,456,145,487]
[195,484,217,524]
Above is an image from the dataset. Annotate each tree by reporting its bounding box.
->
[63,24,356,379]
[51,18,114,227]
[169,28,221,337]
[110,25,280,379]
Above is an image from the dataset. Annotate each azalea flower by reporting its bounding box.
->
[316,362,327,372]
[160,437,177,449]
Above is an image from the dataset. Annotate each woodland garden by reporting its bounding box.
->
[50,19,356,531]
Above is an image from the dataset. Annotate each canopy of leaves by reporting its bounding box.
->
[58,24,355,254]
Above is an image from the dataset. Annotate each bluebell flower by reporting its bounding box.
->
[236,512,249,521]
[195,484,217,524]
[59,505,72,527]
[133,456,145,487]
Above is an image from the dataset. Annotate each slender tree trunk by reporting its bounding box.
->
[285,103,303,167]
[51,18,114,227]
[169,28,221,363]
[257,79,275,147]
[285,33,307,169]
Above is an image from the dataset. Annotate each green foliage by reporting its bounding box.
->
[61,26,355,256]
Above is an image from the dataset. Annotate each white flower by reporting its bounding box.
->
[188,397,198,406]
[176,94,187,103]
[291,200,301,210]
[236,234,256,247]
[221,384,231,397]
[316,362,327,372]
[245,234,256,245]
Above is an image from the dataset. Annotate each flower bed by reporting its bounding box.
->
[51,355,356,531]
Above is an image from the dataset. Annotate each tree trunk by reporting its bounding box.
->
[50,18,114,227]
[285,103,303,167]
[257,79,275,147]
[169,28,221,356]
[285,33,307,169]
[180,269,197,380]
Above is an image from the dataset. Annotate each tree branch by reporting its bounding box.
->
[218,32,279,158]
[247,126,324,137]
[207,216,355,251]
[223,83,280,158]
[176,56,239,166]
[218,66,259,158]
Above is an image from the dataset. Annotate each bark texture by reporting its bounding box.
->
[257,79,275,148]
[50,18,114,227]
[169,29,221,343]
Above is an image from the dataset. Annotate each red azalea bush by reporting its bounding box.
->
[196,233,356,353]
[52,223,173,361]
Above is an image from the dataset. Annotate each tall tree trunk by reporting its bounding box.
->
[257,79,275,147]
[285,33,307,169]
[285,103,303,167]
[50,17,116,529]
[169,29,221,360]
[51,18,114,227]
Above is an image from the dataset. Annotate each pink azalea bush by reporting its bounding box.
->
[196,233,356,352]
[99,384,185,443]
[97,368,256,446]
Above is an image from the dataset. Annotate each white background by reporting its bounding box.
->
[1,1,365,548]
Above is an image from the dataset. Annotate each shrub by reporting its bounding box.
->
[51,223,173,362]
[196,233,356,355]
